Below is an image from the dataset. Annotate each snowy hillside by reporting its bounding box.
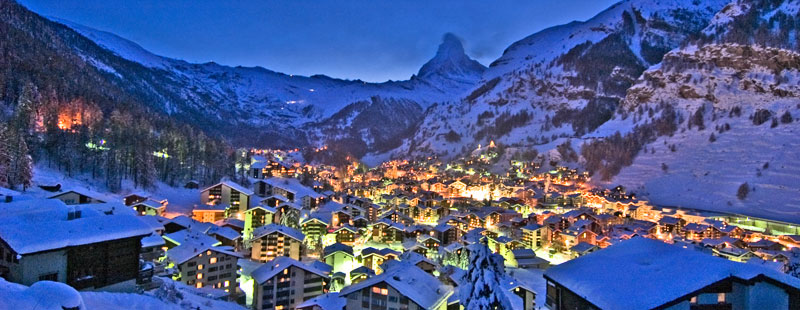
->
[594,44,800,222]
[396,0,728,160]
[53,18,486,151]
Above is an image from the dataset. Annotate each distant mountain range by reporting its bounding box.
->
[3,0,800,221]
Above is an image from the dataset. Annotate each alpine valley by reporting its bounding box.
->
[2,0,800,221]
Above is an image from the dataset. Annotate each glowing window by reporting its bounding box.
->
[284,269,289,275]
[224,280,230,287]
[197,273,203,279]
[196,283,202,288]
[198,264,204,270]
[372,287,381,294]
[381,288,388,295]
[210,257,217,264]
[717,293,726,303]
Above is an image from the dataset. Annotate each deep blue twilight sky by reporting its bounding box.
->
[20,0,617,82]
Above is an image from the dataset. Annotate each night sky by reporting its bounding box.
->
[19,0,617,82]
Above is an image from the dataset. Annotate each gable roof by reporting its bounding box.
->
[202,180,254,196]
[166,244,241,265]
[339,263,452,309]
[252,256,328,284]
[264,177,323,199]
[544,237,800,310]
[0,214,153,255]
[251,224,305,242]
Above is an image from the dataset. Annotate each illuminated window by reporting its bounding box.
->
[284,269,289,275]
[690,296,697,304]
[224,280,230,287]
[198,264,204,270]
[372,287,381,294]
[210,257,217,264]
[381,288,388,295]
[717,293,726,303]
[197,273,203,279]
[196,283,202,288]
[206,250,212,255]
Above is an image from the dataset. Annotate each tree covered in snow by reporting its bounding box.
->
[460,240,512,310]
[279,208,301,229]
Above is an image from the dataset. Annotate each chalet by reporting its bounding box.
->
[333,225,358,244]
[0,200,152,291]
[297,293,346,310]
[713,246,755,262]
[657,216,685,235]
[521,223,545,248]
[339,263,452,310]
[568,242,598,258]
[372,219,405,243]
[140,233,167,263]
[544,237,800,310]
[48,189,107,205]
[433,223,461,245]
[184,180,200,189]
[748,239,785,252]
[350,266,375,284]
[323,243,355,274]
[131,199,167,216]
[263,177,324,209]
[249,224,305,262]
[507,249,549,269]
[251,256,329,310]
[359,248,400,272]
[192,204,227,223]
[162,229,221,249]
[301,213,331,242]
[243,205,276,239]
[166,244,240,292]
[200,181,254,216]
[208,226,242,249]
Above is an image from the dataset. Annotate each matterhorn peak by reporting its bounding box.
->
[416,33,486,81]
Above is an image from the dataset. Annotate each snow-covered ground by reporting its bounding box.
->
[0,277,244,310]
[31,165,200,216]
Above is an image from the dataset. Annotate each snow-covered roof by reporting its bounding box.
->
[323,243,354,257]
[339,262,453,309]
[263,177,323,199]
[544,237,800,310]
[201,181,254,196]
[252,256,328,284]
[141,233,166,248]
[166,243,241,265]
[251,224,305,242]
[0,215,153,255]
[296,292,346,310]
[163,229,221,247]
[208,226,241,241]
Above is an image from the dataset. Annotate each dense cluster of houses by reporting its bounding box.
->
[2,151,800,309]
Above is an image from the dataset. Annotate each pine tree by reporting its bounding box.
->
[280,208,301,229]
[460,240,512,310]
[0,125,11,187]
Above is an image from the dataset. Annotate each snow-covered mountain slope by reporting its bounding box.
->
[396,0,728,160]
[593,44,800,222]
[54,18,486,151]
[576,0,800,221]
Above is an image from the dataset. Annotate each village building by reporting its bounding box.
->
[249,224,305,262]
[166,244,241,292]
[339,262,452,310]
[200,181,254,217]
[251,256,329,310]
[544,237,800,310]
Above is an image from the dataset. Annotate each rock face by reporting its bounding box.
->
[399,0,729,160]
